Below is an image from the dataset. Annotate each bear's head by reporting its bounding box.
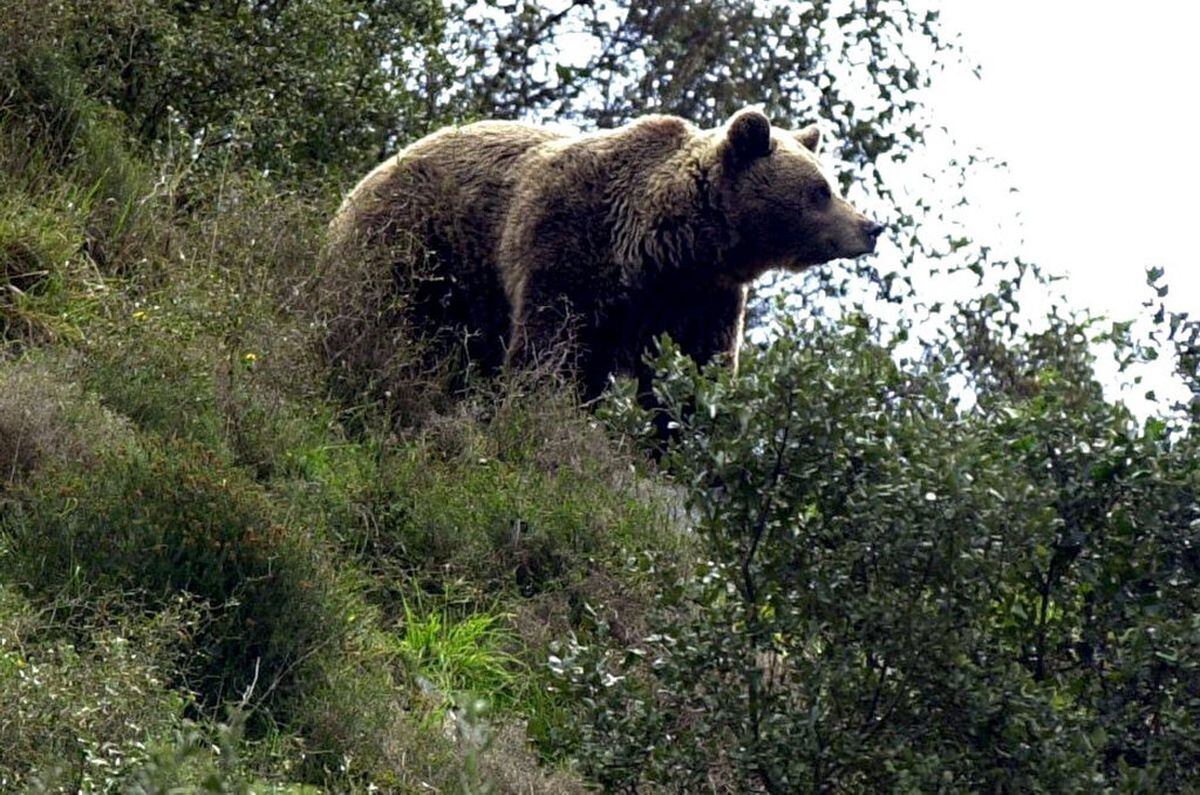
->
[713,108,883,281]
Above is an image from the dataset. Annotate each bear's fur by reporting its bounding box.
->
[323,109,881,405]
[321,121,567,404]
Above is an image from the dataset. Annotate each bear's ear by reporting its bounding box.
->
[725,109,772,164]
[794,123,822,154]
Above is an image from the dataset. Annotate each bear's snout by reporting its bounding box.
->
[858,219,885,253]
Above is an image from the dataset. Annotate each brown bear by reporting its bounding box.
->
[322,108,882,406]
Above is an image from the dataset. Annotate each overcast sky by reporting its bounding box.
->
[931,1,1199,321]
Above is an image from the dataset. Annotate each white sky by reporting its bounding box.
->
[931,1,1200,322]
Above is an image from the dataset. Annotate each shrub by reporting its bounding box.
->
[556,314,1200,792]
[0,357,134,487]
[1,440,367,720]
[1,0,448,181]
[0,586,198,791]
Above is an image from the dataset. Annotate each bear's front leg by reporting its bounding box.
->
[641,281,747,378]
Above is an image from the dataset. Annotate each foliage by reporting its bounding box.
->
[0,587,192,791]
[117,714,319,795]
[3,0,1198,791]
[558,307,1200,791]
[446,0,945,151]
[442,0,956,311]
[2,0,447,181]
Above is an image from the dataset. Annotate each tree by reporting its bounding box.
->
[440,0,966,325]
[2,0,448,179]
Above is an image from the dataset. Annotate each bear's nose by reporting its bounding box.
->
[864,220,885,239]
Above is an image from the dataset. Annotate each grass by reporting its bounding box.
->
[0,31,690,788]
[0,52,676,793]
[398,594,524,716]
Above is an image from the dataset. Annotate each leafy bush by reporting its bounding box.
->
[0,358,134,486]
[0,587,197,791]
[555,314,1200,792]
[2,0,447,181]
[116,715,318,795]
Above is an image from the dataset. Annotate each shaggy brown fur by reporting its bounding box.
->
[321,122,566,406]
[323,109,881,404]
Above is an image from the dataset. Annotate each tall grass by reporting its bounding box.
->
[0,29,673,791]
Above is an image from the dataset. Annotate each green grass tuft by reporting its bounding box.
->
[398,594,524,716]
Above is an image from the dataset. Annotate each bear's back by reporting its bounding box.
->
[323,121,573,382]
[330,121,566,262]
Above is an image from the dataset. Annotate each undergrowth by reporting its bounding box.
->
[0,40,676,792]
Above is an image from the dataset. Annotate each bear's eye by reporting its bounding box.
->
[809,183,832,204]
